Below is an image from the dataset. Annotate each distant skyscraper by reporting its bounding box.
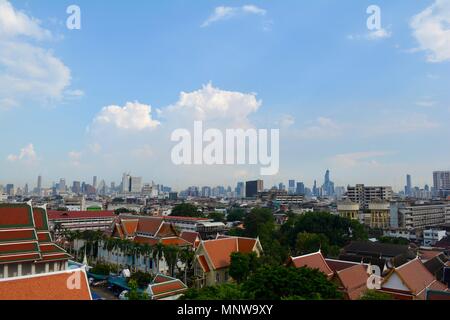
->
[130,177,142,193]
[321,169,335,197]
[6,184,14,196]
[72,181,81,194]
[288,180,296,194]
[246,180,264,198]
[296,182,305,195]
[405,174,412,196]
[433,171,450,191]
[93,176,98,189]
[235,182,245,198]
[59,179,66,193]
[36,175,42,195]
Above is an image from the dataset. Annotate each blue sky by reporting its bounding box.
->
[1,0,449,191]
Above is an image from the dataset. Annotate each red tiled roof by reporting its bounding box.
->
[149,275,187,300]
[180,231,200,245]
[197,255,210,272]
[0,269,92,300]
[201,237,258,270]
[0,229,37,243]
[419,250,444,262]
[386,258,448,299]
[160,237,191,246]
[48,211,116,220]
[289,251,334,277]
[163,216,209,222]
[0,204,34,229]
[155,223,177,238]
[336,264,369,300]
[136,217,164,235]
[325,259,368,272]
[134,236,158,245]
[122,219,139,236]
[32,208,49,231]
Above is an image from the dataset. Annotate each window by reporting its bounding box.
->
[216,273,220,283]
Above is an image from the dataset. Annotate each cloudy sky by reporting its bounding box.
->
[1,0,450,191]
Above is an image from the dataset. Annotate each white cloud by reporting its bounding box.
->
[0,0,51,40]
[367,28,392,40]
[278,114,295,129]
[296,117,342,140]
[7,144,38,164]
[167,83,261,127]
[68,151,82,167]
[202,5,267,27]
[331,151,390,168]
[132,145,154,159]
[0,1,72,108]
[347,28,392,41]
[410,0,450,62]
[415,100,436,107]
[93,101,160,131]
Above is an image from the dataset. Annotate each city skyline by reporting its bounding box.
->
[1,0,450,190]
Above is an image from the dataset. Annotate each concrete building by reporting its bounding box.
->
[337,199,360,221]
[245,180,264,198]
[346,184,393,209]
[399,202,448,230]
[367,200,391,229]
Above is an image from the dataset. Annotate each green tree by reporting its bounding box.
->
[171,203,202,218]
[126,279,149,300]
[227,209,246,222]
[183,283,244,300]
[360,290,393,300]
[208,211,225,222]
[296,232,330,256]
[114,208,137,215]
[229,252,259,284]
[242,265,342,300]
[243,208,274,239]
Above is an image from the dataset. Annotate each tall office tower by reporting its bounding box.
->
[93,176,98,189]
[202,186,212,198]
[72,181,81,194]
[130,177,142,193]
[235,182,245,198]
[24,184,29,195]
[296,182,305,195]
[288,180,296,194]
[322,169,335,197]
[6,184,14,196]
[110,182,116,191]
[278,183,285,191]
[121,173,131,193]
[405,174,412,196]
[313,180,318,197]
[245,180,264,198]
[433,171,450,191]
[59,179,66,193]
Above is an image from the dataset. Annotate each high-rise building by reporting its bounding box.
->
[433,171,450,191]
[6,184,14,196]
[296,182,305,195]
[405,174,412,196]
[235,182,245,198]
[121,173,131,193]
[346,184,393,209]
[130,177,142,193]
[59,179,66,193]
[321,169,335,197]
[72,181,81,194]
[246,180,264,198]
[288,180,296,195]
[93,176,98,189]
[37,175,42,194]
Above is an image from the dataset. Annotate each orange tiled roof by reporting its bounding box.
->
[122,219,139,236]
[389,258,448,298]
[197,255,210,272]
[136,217,164,235]
[201,237,258,270]
[148,274,187,300]
[289,251,334,277]
[180,231,200,246]
[336,264,369,300]
[0,269,92,300]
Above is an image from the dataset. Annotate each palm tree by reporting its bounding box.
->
[141,244,152,273]
[179,247,195,285]
[152,243,165,274]
[163,245,180,277]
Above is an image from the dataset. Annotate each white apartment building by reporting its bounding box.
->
[399,202,448,230]
[346,184,393,209]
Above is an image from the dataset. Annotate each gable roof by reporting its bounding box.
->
[343,241,413,258]
[336,264,369,300]
[48,211,116,220]
[147,274,187,300]
[0,268,92,300]
[383,258,448,299]
[0,203,71,265]
[325,258,369,272]
[289,251,334,278]
[198,237,259,270]
[180,231,200,246]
